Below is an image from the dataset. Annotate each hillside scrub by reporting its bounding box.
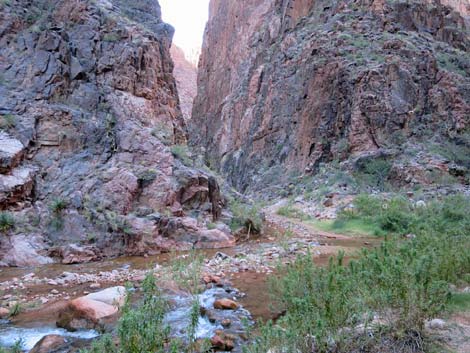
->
[246,195,470,353]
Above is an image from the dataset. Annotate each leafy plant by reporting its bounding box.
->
[8,302,22,317]
[0,212,15,232]
[49,198,68,214]
[170,144,192,165]
[229,198,263,234]
[354,157,393,191]
[0,114,15,130]
[246,195,470,353]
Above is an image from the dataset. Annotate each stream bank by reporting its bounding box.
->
[0,209,380,352]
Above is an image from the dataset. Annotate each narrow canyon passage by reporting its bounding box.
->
[0,0,469,352]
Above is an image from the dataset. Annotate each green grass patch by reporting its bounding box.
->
[448,292,470,313]
[310,218,385,237]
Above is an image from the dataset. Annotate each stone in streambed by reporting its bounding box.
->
[214,298,239,310]
[57,286,125,331]
[30,335,68,353]
[211,333,234,351]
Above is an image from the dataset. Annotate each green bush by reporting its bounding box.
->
[49,198,68,214]
[229,198,263,233]
[0,114,15,130]
[81,273,175,353]
[170,144,192,165]
[354,157,393,191]
[246,195,470,353]
[0,212,15,232]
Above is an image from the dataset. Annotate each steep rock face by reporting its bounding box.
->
[171,45,198,121]
[0,0,233,266]
[191,0,470,192]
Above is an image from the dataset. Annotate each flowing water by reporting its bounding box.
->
[0,322,99,351]
[0,223,379,352]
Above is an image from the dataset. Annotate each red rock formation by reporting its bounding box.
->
[191,0,470,192]
[0,0,233,266]
[171,45,198,121]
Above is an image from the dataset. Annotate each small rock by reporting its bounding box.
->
[90,283,101,289]
[214,298,239,310]
[221,319,231,327]
[211,334,234,351]
[426,318,446,330]
[51,289,59,295]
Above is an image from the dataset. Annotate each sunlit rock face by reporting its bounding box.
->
[0,0,233,266]
[171,45,198,122]
[191,0,469,193]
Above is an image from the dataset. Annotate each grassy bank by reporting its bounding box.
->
[247,195,470,353]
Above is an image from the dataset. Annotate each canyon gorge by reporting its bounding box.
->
[0,0,469,352]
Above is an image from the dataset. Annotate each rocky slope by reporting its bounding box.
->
[191,0,470,194]
[0,0,233,267]
[170,44,198,121]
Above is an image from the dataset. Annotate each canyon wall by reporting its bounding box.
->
[191,0,470,193]
[171,45,198,121]
[0,0,233,266]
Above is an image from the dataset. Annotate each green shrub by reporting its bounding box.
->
[8,302,22,317]
[170,144,192,165]
[0,114,16,130]
[0,212,15,232]
[246,195,470,353]
[49,198,68,214]
[103,33,120,42]
[229,198,263,233]
[137,169,157,187]
[82,273,174,353]
[354,157,393,191]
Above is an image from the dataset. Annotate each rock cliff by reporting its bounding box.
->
[191,0,470,193]
[171,44,198,121]
[0,0,233,266]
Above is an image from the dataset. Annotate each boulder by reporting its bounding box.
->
[195,229,236,249]
[85,286,126,307]
[57,297,118,331]
[214,298,239,310]
[57,286,125,331]
[58,244,100,264]
[0,132,24,173]
[30,335,68,353]
[1,234,53,267]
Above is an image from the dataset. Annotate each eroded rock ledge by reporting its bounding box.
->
[0,0,233,266]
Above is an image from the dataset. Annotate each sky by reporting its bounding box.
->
[159,0,210,59]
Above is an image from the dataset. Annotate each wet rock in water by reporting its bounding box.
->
[57,297,118,331]
[57,286,125,331]
[211,331,235,351]
[221,319,231,328]
[214,298,239,310]
[30,334,68,353]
